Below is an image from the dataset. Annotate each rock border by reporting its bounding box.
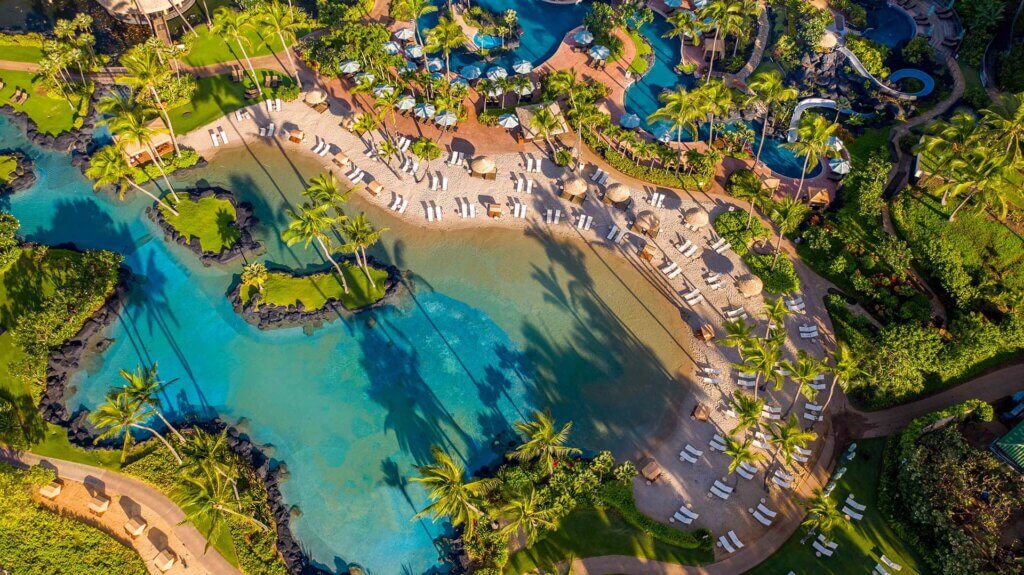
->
[145,186,265,267]
[229,257,405,331]
[0,149,37,194]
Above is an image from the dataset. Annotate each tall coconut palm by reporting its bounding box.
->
[765,415,816,490]
[341,213,387,287]
[499,488,558,546]
[935,151,1017,221]
[90,389,182,464]
[769,197,809,270]
[783,114,839,200]
[723,434,763,474]
[120,46,181,155]
[802,488,845,536]
[425,15,466,76]
[392,0,438,46]
[702,0,741,81]
[918,112,978,200]
[721,317,755,350]
[410,137,442,183]
[822,341,859,412]
[281,203,350,294]
[664,9,704,68]
[547,69,586,153]
[648,87,702,148]
[529,107,561,158]
[180,429,243,501]
[352,113,380,147]
[730,172,768,229]
[732,337,781,401]
[257,1,305,88]
[303,171,350,214]
[212,7,263,96]
[982,92,1024,161]
[176,468,268,550]
[240,262,269,306]
[509,410,581,474]
[701,79,734,145]
[780,350,822,416]
[412,446,498,539]
[729,390,764,436]
[747,70,798,168]
[101,98,180,202]
[119,363,185,443]
[512,74,533,106]
[762,295,790,338]
[85,146,180,216]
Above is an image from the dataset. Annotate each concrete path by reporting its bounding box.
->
[0,448,242,575]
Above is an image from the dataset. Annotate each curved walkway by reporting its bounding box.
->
[725,2,769,87]
[0,448,241,575]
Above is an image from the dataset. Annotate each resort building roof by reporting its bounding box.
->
[113,117,173,166]
[994,419,1024,473]
[94,0,195,24]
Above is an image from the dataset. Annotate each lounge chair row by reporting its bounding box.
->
[264,98,282,112]
[649,192,666,207]
[514,174,535,194]
[709,236,731,254]
[675,239,700,258]
[544,209,563,224]
[682,287,704,306]
[717,530,744,553]
[512,202,528,219]
[670,503,700,524]
[311,137,333,157]
[428,172,449,191]
[258,122,276,138]
[660,261,683,279]
[209,126,230,147]
[736,460,758,480]
[525,156,543,173]
[389,195,408,213]
[425,203,443,221]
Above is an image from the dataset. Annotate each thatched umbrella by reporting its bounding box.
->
[605,182,631,204]
[562,174,588,196]
[684,208,709,228]
[738,274,763,297]
[633,210,661,237]
[470,156,496,177]
[304,90,327,105]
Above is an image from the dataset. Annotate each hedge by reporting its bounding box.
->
[0,32,45,47]
[598,481,713,551]
[713,211,800,294]
[583,130,706,189]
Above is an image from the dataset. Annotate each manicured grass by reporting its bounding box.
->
[30,424,126,471]
[159,195,240,253]
[0,70,89,135]
[181,16,307,67]
[744,439,923,575]
[845,126,890,165]
[0,44,44,63]
[165,70,294,134]
[505,506,712,574]
[0,155,16,183]
[243,264,389,311]
[627,29,652,76]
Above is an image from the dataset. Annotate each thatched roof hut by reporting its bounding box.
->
[738,274,763,297]
[470,156,497,179]
[605,182,631,204]
[633,210,661,238]
[305,90,327,105]
[684,208,709,228]
[562,175,588,197]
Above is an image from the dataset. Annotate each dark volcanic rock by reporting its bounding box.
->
[0,149,37,194]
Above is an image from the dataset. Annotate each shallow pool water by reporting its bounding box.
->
[863,5,915,48]
[1,115,693,574]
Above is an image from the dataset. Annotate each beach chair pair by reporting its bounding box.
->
[710,480,733,500]
[10,88,28,105]
[525,156,543,173]
[717,531,744,553]
[724,306,748,320]
[736,460,758,480]
[679,444,703,463]
[576,214,593,230]
[671,503,699,524]
[234,108,251,122]
[875,555,902,574]
[772,468,793,489]
[395,135,411,152]
[390,196,409,213]
[809,373,827,391]
[660,261,683,279]
[813,534,838,557]
[709,236,731,254]
[785,294,806,312]
[605,225,627,243]
[799,324,820,340]
[347,167,365,184]
[753,431,770,451]
[675,239,700,258]
[709,434,727,452]
[447,150,465,166]
[681,287,703,305]
[842,494,866,520]
[312,138,331,156]
[512,202,528,219]
[649,192,666,207]
[425,203,442,221]
[514,175,535,194]
[705,272,724,290]
[752,502,777,526]
[589,168,609,185]
[544,209,563,224]
[761,404,782,420]
[258,123,276,138]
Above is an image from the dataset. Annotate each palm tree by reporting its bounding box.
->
[918,112,979,201]
[512,75,533,106]
[85,146,180,216]
[303,171,350,213]
[176,469,268,550]
[765,415,816,490]
[90,389,182,464]
[723,434,763,474]
[721,317,754,350]
[747,70,798,168]
[781,350,822,416]
[702,79,734,145]
[509,410,581,474]
[935,151,1016,221]
[257,1,305,88]
[769,198,809,270]
[732,337,780,401]
[412,446,497,539]
[101,98,180,202]
[664,9,704,69]
[212,7,262,96]
[119,363,185,443]
[499,488,558,546]
[783,114,839,200]
[341,213,387,287]
[802,488,846,536]
[762,295,790,338]
[120,46,181,155]
[648,87,702,148]
[730,391,764,436]
[180,429,243,501]
[729,172,768,229]
[982,93,1024,161]
[425,15,466,76]
[281,203,350,294]
[702,0,741,81]
[547,69,585,154]
[240,262,269,306]
[410,138,442,183]
[392,0,438,46]
[822,341,859,412]
[352,113,380,147]
[529,107,561,157]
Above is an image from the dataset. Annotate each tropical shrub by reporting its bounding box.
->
[598,481,712,549]
[133,149,200,184]
[957,0,1006,66]
[582,130,705,189]
[0,32,46,47]
[902,36,935,66]
[845,35,890,78]
[713,210,799,293]
[0,213,19,270]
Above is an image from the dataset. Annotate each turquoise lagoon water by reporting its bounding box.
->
[1,116,694,573]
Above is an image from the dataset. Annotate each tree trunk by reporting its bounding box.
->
[135,424,183,464]
[237,40,264,97]
[706,29,720,83]
[948,190,978,221]
[772,230,783,270]
[201,0,212,27]
[146,142,180,202]
[755,113,770,167]
[821,377,839,412]
[131,181,180,216]
[793,154,810,200]
[153,409,187,443]
[172,1,198,37]
[279,32,302,88]
[317,236,350,293]
[149,86,181,155]
[359,246,377,287]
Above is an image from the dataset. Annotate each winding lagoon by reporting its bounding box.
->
[2,116,695,573]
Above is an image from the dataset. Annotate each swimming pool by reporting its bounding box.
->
[862,4,915,48]
[1,115,692,574]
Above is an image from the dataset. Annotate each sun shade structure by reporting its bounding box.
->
[114,117,172,167]
[95,0,195,25]
[498,113,520,128]
[702,37,725,58]
[393,28,414,41]
[414,103,436,119]
[573,29,594,45]
[406,45,424,59]
[460,64,482,79]
[339,60,361,74]
[383,41,401,55]
[633,210,661,238]
[589,45,611,60]
[487,66,508,80]
[471,156,497,179]
[737,275,763,297]
[829,157,851,174]
[561,174,588,197]
[434,110,458,126]
[305,90,327,105]
[512,59,534,74]
[396,95,416,110]
[619,113,641,129]
[605,182,631,204]
[684,207,709,228]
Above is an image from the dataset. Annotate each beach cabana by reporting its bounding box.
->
[604,182,631,208]
[114,117,172,167]
[640,459,664,484]
[763,177,781,191]
[691,401,710,421]
[698,323,715,343]
[560,175,588,204]
[702,37,724,61]
[471,156,498,180]
[632,210,661,238]
[304,90,327,108]
[737,275,763,298]
[807,188,831,208]
[684,207,709,229]
[639,243,659,261]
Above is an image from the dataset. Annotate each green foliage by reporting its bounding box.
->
[902,36,935,66]
[597,481,712,550]
[132,149,200,185]
[582,130,706,189]
[713,210,800,293]
[0,32,46,47]
[0,462,147,575]
[829,0,866,27]
[158,194,241,254]
[845,35,890,78]
[772,34,800,69]
[627,29,652,75]
[790,0,832,52]
[957,0,1006,66]
[478,106,518,127]
[0,213,20,270]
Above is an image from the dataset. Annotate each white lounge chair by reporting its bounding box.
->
[728,530,744,549]
[752,510,772,526]
[881,555,902,571]
[672,511,693,524]
[525,179,534,194]
[846,495,867,511]
[874,564,891,575]
[210,130,220,147]
[757,502,777,518]
[812,541,833,557]
[427,204,435,222]
[842,506,864,520]
[718,536,735,554]
[804,412,824,422]
[441,176,449,191]
[710,485,731,500]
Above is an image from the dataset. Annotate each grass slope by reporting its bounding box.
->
[0,45,44,63]
[744,438,923,575]
[165,70,294,134]
[244,264,389,311]
[159,195,240,253]
[0,155,16,183]
[505,506,712,574]
[181,17,307,67]
[0,70,88,135]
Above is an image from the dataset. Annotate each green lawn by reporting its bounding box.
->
[505,506,713,574]
[627,29,652,76]
[165,70,294,134]
[159,194,240,253]
[242,264,389,311]
[0,70,89,135]
[744,439,923,575]
[0,44,44,63]
[181,16,306,67]
[846,126,891,165]
[0,154,16,183]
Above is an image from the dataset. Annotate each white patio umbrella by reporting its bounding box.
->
[486,66,508,80]
[339,60,361,74]
[426,58,444,72]
[829,157,851,175]
[619,113,641,129]
[516,80,535,95]
[451,77,469,88]
[573,29,594,45]
[512,59,533,74]
[498,113,519,129]
[383,41,401,55]
[406,45,424,59]
[693,0,709,8]
[460,64,482,80]
[354,72,375,85]
[414,103,436,119]
[486,85,504,98]
[665,0,683,6]
[394,28,414,41]
[827,135,844,150]
[373,84,395,98]
[396,95,416,110]
[589,45,611,60]
[435,110,458,127]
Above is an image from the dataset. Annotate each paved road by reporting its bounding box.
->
[0,448,242,575]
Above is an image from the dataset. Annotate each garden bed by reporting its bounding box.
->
[146,186,263,266]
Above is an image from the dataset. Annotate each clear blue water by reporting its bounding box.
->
[473,33,503,50]
[863,5,915,48]
[0,115,692,573]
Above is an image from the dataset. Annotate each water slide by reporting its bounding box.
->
[837,46,935,100]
